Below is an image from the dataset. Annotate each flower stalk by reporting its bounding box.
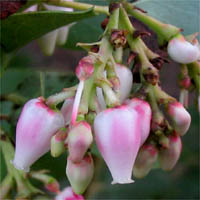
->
[46,0,109,15]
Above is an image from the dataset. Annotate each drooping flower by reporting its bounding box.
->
[159,133,182,171]
[115,63,133,103]
[166,101,191,136]
[55,187,84,200]
[66,154,94,194]
[125,98,151,146]
[94,105,141,184]
[67,121,93,163]
[96,63,133,110]
[12,97,65,172]
[133,144,158,178]
[167,35,200,64]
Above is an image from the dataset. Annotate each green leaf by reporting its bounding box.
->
[1,9,95,52]
[135,0,199,37]
[0,69,30,95]
[65,15,105,50]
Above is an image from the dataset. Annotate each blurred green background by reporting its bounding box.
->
[0,0,199,199]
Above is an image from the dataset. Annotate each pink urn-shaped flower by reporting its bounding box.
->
[167,35,200,64]
[66,154,94,194]
[159,133,182,171]
[166,101,191,136]
[67,121,93,163]
[115,63,133,103]
[133,144,158,178]
[55,187,84,200]
[94,105,141,184]
[125,98,152,146]
[12,97,65,172]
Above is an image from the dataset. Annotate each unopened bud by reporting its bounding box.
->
[66,154,94,194]
[37,30,58,56]
[167,35,200,64]
[166,101,191,136]
[67,121,93,163]
[55,187,84,200]
[76,56,95,80]
[159,133,182,171]
[51,128,67,157]
[133,144,158,178]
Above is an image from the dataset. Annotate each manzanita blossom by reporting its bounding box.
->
[12,97,65,172]
[159,133,182,171]
[125,98,152,146]
[55,187,84,200]
[167,35,200,64]
[94,105,141,184]
[166,101,191,136]
[67,121,93,163]
[115,63,133,103]
[66,154,94,194]
[96,63,133,110]
[133,144,158,178]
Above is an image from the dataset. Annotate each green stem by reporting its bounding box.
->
[40,71,45,97]
[0,130,41,198]
[123,2,180,45]
[0,175,14,199]
[147,85,165,132]
[187,61,200,94]
[46,86,77,106]
[46,0,109,15]
[113,47,123,63]
[78,78,94,115]
[1,93,27,105]
[153,84,176,104]
[106,7,119,33]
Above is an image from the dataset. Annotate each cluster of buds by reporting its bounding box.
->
[11,1,198,198]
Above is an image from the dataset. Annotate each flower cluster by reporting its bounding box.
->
[11,1,199,198]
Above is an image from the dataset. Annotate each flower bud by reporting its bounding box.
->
[12,97,65,172]
[159,133,182,171]
[76,55,95,81]
[55,187,84,200]
[133,144,158,178]
[94,106,141,184]
[51,128,67,157]
[125,98,151,146]
[66,154,94,194]
[167,36,200,64]
[166,101,191,136]
[115,64,133,103]
[61,97,74,125]
[67,121,93,163]
[37,30,58,56]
